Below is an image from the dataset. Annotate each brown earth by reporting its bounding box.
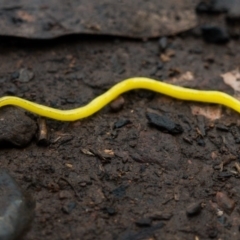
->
[1,2,240,240]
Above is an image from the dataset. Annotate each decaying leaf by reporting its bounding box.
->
[191,105,222,121]
[221,68,240,92]
[0,0,197,39]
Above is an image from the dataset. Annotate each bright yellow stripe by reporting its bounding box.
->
[0,77,239,121]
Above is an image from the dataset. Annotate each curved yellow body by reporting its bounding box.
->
[0,77,239,121]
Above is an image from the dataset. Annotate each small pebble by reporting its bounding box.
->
[106,207,116,216]
[216,192,235,215]
[18,68,34,83]
[201,25,230,44]
[110,96,125,112]
[62,201,76,214]
[112,185,127,198]
[59,190,72,199]
[146,112,183,134]
[11,71,19,80]
[196,137,205,147]
[102,207,117,216]
[158,37,168,51]
[148,211,172,220]
[186,201,202,216]
[217,215,227,225]
[135,218,152,227]
[182,174,189,179]
[0,170,35,240]
[113,119,131,129]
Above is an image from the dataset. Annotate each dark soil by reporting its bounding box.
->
[1,2,240,240]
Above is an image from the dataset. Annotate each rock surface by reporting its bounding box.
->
[0,107,37,147]
[0,170,35,240]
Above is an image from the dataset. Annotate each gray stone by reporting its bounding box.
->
[18,68,34,83]
[0,170,35,240]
